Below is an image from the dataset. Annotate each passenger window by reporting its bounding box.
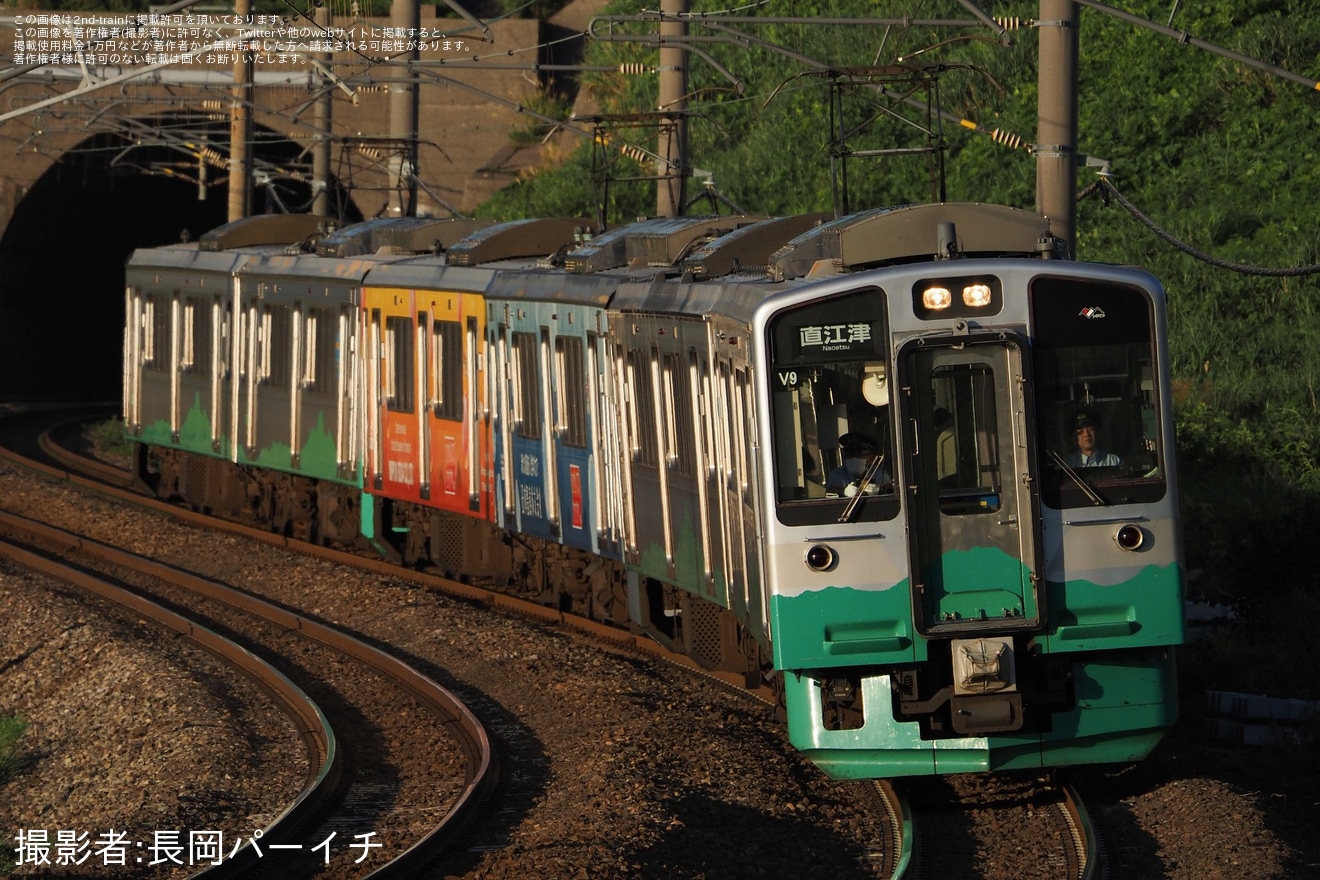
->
[512,331,540,440]
[555,336,587,448]
[385,315,414,413]
[432,319,464,421]
[1031,277,1166,508]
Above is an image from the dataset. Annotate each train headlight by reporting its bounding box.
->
[962,283,993,307]
[1114,524,1145,551]
[804,544,837,573]
[921,286,953,310]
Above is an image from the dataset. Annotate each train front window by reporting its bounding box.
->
[1031,277,1167,508]
[766,287,897,525]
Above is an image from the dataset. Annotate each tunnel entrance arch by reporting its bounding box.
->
[0,113,362,402]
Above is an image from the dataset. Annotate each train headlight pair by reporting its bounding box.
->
[921,283,993,310]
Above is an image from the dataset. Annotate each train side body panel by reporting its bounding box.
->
[360,264,494,520]
[486,271,618,558]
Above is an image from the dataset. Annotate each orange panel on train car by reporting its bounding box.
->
[364,284,493,521]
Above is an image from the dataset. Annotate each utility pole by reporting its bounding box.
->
[389,0,420,216]
[656,0,687,217]
[1036,0,1079,252]
[313,4,333,219]
[227,0,252,221]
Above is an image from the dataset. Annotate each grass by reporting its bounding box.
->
[0,714,24,785]
[0,714,26,876]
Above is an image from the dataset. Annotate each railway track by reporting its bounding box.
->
[900,771,1102,880]
[2,407,1107,878]
[0,532,338,877]
[1,412,496,879]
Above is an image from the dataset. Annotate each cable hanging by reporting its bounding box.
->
[1081,176,1320,278]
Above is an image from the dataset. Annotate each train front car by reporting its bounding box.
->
[754,204,1184,779]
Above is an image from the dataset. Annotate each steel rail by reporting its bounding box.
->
[0,528,338,879]
[0,506,496,878]
[2,411,498,878]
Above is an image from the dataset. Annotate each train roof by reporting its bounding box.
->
[197,213,331,252]
[768,202,1057,280]
[611,274,786,323]
[235,249,394,286]
[315,217,495,257]
[126,242,288,277]
[358,256,503,294]
[563,215,767,274]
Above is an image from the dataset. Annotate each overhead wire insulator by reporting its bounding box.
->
[990,128,1025,150]
[993,16,1026,30]
[619,143,649,163]
[357,144,382,160]
[619,62,649,75]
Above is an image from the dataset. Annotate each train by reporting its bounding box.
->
[122,202,1185,779]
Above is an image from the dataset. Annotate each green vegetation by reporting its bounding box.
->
[89,417,133,462]
[478,0,1320,697]
[1,714,26,875]
[0,713,24,785]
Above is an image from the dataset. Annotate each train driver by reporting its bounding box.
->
[826,432,892,497]
[1065,408,1122,468]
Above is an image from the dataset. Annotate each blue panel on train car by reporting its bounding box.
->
[510,435,555,540]
[556,446,594,551]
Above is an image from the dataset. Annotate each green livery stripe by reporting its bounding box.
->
[1042,563,1185,652]
[771,585,920,669]
[783,654,1178,780]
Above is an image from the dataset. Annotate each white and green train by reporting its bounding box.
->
[125,202,1184,779]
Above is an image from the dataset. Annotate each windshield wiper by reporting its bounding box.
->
[1048,449,1108,506]
[838,454,887,523]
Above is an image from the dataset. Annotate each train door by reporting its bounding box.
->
[588,330,623,557]
[491,319,514,531]
[123,287,141,429]
[249,300,294,461]
[898,337,1043,635]
[553,330,593,551]
[466,316,485,514]
[336,305,359,480]
[367,308,383,488]
[693,350,725,606]
[416,313,431,499]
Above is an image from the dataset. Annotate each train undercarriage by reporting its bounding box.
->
[134,444,770,693]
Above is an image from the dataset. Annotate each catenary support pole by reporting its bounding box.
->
[1036,0,1079,252]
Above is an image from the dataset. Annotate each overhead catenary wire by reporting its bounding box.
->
[1081,176,1320,278]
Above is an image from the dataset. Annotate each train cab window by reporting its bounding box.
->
[385,315,414,413]
[766,287,896,525]
[1031,277,1167,508]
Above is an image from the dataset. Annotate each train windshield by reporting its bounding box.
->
[766,286,898,525]
[1031,277,1167,508]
